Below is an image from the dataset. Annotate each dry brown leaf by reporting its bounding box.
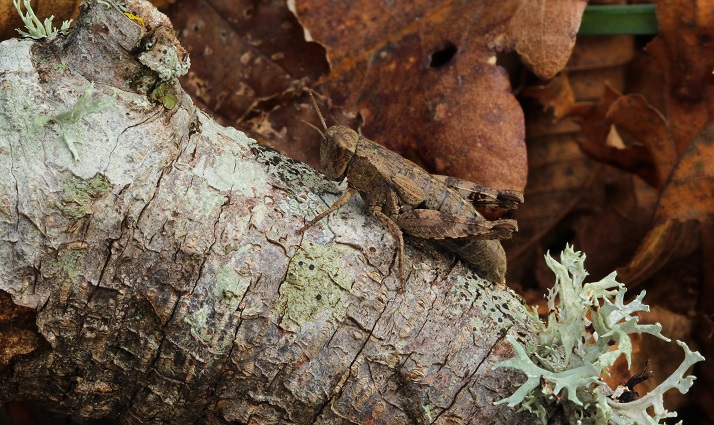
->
[493,0,587,80]
[646,0,714,154]
[165,0,329,166]
[606,94,676,187]
[619,120,714,285]
[576,85,660,187]
[523,73,576,120]
[168,0,327,121]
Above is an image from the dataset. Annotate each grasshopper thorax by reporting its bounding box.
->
[321,125,359,181]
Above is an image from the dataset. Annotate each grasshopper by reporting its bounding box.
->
[300,91,523,284]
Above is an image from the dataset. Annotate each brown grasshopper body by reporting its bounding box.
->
[301,93,523,284]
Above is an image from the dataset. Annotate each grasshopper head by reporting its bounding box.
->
[304,90,359,181]
[320,125,358,181]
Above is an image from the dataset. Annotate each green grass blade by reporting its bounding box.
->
[578,4,658,36]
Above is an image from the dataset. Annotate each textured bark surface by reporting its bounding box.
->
[0,1,541,423]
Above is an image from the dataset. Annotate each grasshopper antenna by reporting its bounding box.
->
[300,120,325,138]
[307,89,328,131]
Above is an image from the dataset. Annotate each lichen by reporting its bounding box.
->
[275,241,354,331]
[493,246,705,424]
[56,173,112,219]
[34,82,114,161]
[13,0,72,40]
[138,40,190,82]
[183,267,251,343]
[278,191,324,221]
[45,247,85,286]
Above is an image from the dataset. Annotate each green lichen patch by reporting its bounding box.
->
[43,246,87,296]
[56,173,112,219]
[214,267,250,311]
[137,29,190,82]
[275,241,354,331]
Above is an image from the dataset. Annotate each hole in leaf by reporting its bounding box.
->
[429,43,458,68]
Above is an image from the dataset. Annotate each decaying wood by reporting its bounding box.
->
[0,1,541,423]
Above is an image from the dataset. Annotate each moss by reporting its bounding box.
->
[56,173,112,219]
[44,246,86,290]
[148,82,178,109]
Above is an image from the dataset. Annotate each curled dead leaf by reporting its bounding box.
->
[498,0,587,80]
[619,121,714,286]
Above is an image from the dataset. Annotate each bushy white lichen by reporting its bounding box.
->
[493,245,704,424]
[35,82,114,161]
[14,0,72,40]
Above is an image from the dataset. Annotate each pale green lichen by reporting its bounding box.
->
[275,241,353,331]
[182,267,251,344]
[57,174,112,219]
[138,44,190,82]
[35,83,114,160]
[46,248,85,285]
[493,245,704,424]
[14,0,72,40]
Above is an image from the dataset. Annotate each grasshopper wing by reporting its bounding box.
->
[391,174,426,206]
[433,175,523,209]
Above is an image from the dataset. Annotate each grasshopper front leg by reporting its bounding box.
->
[299,188,359,233]
[370,206,405,287]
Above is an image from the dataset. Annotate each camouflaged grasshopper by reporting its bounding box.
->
[300,91,523,284]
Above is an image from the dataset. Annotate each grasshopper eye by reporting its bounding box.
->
[321,126,358,181]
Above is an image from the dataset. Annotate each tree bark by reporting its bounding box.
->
[0,1,539,423]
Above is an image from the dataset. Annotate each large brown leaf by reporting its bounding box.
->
[646,0,714,154]
[490,0,587,80]
[292,0,584,190]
